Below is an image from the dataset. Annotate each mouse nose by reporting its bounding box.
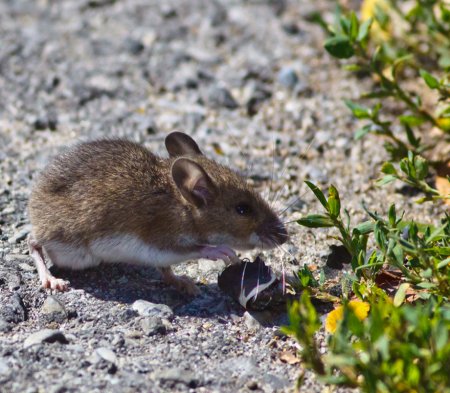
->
[273,220,289,245]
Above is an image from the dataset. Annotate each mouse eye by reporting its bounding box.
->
[235,203,252,216]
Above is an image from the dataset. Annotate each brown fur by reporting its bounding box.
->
[29,137,287,253]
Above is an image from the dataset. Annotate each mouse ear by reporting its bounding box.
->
[165,131,203,157]
[171,158,216,207]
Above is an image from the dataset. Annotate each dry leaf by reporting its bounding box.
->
[279,351,301,365]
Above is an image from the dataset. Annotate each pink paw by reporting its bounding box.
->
[199,245,239,265]
[41,276,70,292]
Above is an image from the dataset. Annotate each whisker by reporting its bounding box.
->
[277,243,297,263]
[267,133,277,204]
[270,183,289,210]
[282,220,300,225]
[278,186,311,217]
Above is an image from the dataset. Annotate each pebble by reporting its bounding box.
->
[0,293,26,324]
[0,358,10,376]
[140,316,167,336]
[7,225,31,244]
[6,272,22,290]
[41,296,67,322]
[92,347,117,364]
[123,38,144,55]
[243,311,263,330]
[0,319,11,333]
[23,329,68,348]
[203,86,238,109]
[157,368,200,389]
[131,300,174,320]
[5,254,29,263]
[277,67,299,89]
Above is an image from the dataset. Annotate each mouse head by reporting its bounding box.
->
[166,132,288,251]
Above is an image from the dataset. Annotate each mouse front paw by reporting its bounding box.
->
[199,245,239,265]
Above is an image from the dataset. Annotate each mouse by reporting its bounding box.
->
[27,131,288,295]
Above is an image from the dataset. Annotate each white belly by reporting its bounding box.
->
[44,234,197,270]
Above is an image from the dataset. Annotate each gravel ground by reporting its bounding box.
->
[0,1,444,392]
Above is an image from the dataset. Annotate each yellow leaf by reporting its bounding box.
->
[435,161,450,206]
[361,0,392,42]
[325,300,370,333]
[279,351,301,365]
[436,117,450,133]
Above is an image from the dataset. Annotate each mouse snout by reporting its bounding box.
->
[257,218,288,248]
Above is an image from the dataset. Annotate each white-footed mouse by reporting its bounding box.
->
[28,132,288,295]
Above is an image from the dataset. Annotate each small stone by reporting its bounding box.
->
[94,347,117,364]
[125,329,142,339]
[244,82,272,116]
[24,329,68,348]
[18,262,35,271]
[132,300,174,320]
[0,293,26,324]
[0,358,10,376]
[277,67,299,89]
[203,86,238,109]
[6,272,22,290]
[243,311,262,330]
[161,4,177,18]
[2,206,15,215]
[305,165,328,184]
[89,347,117,374]
[5,254,28,263]
[157,368,200,389]
[124,38,144,55]
[8,225,31,244]
[0,319,11,332]
[41,296,67,322]
[140,316,167,336]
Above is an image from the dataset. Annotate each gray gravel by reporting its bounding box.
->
[0,0,443,392]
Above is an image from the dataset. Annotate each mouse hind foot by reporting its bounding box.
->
[158,267,200,296]
[28,235,70,292]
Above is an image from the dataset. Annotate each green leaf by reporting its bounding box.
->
[404,124,420,148]
[376,175,397,186]
[304,181,328,210]
[354,221,374,235]
[343,64,363,72]
[297,214,335,228]
[354,125,372,140]
[357,18,372,41]
[399,115,425,127]
[381,162,398,175]
[388,204,396,226]
[392,244,404,265]
[349,12,359,41]
[324,35,355,59]
[339,15,351,35]
[327,185,341,218]
[416,282,437,289]
[393,283,410,307]
[437,257,450,269]
[413,155,428,180]
[419,69,440,89]
[345,100,371,119]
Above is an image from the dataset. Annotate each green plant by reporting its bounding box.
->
[297,181,450,297]
[311,1,450,196]
[283,292,450,393]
